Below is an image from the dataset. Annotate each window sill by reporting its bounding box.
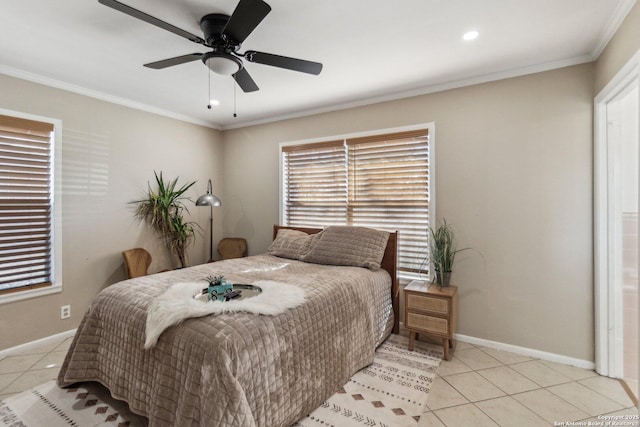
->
[0,284,62,305]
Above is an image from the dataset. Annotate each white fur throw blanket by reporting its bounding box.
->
[145,280,305,349]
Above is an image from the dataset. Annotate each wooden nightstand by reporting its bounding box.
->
[404,280,458,360]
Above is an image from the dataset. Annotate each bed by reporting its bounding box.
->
[58,225,399,426]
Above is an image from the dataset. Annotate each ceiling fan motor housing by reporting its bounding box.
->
[200,14,235,49]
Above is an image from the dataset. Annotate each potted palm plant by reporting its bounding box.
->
[428,218,469,289]
[131,171,198,269]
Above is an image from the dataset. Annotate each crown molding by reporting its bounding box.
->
[0,65,221,130]
[221,55,593,130]
[0,53,596,133]
[590,0,637,60]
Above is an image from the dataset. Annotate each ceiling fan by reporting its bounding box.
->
[98,0,323,92]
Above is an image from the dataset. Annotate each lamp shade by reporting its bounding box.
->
[196,193,222,206]
[196,179,222,206]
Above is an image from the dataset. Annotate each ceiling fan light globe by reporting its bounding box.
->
[204,52,242,75]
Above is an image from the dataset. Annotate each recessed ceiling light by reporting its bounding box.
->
[209,99,220,106]
[463,30,479,41]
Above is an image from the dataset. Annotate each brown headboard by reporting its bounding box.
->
[273,225,400,334]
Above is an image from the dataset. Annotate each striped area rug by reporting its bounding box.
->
[294,334,444,427]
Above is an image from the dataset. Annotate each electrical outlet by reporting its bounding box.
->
[60,305,71,319]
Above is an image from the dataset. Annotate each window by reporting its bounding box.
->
[281,126,433,277]
[0,112,61,300]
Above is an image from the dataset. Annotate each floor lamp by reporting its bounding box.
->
[196,179,222,262]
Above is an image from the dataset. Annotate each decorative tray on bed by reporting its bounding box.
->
[194,284,263,303]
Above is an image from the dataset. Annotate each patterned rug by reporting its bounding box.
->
[0,381,147,427]
[0,334,442,427]
[294,334,443,427]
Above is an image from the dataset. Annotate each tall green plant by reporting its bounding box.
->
[428,218,469,286]
[131,171,197,268]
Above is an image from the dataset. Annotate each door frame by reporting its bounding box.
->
[594,49,640,376]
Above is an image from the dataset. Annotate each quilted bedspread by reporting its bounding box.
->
[57,255,393,427]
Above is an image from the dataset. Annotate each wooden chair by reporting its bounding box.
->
[217,238,248,260]
[122,248,152,279]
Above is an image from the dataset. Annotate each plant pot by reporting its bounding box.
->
[434,270,452,288]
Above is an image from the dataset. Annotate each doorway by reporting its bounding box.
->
[594,50,639,403]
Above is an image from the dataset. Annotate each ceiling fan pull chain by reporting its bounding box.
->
[233,81,237,118]
[207,68,212,110]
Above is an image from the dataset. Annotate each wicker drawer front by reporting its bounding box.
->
[406,312,449,335]
[407,294,449,315]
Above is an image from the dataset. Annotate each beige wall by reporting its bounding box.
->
[223,64,595,361]
[594,1,640,93]
[0,74,223,350]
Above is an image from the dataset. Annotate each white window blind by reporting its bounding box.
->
[0,114,55,294]
[282,129,430,275]
[283,140,347,227]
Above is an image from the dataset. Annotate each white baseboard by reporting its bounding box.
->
[398,322,594,370]
[455,333,595,370]
[0,329,77,359]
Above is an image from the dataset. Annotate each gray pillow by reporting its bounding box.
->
[301,226,389,270]
[267,229,317,260]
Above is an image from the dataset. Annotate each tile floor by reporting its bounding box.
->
[0,336,72,400]
[0,335,638,427]
[419,341,639,427]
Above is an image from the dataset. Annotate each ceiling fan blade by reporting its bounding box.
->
[222,0,271,44]
[244,51,322,75]
[98,0,205,45]
[233,67,259,92]
[144,53,203,69]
